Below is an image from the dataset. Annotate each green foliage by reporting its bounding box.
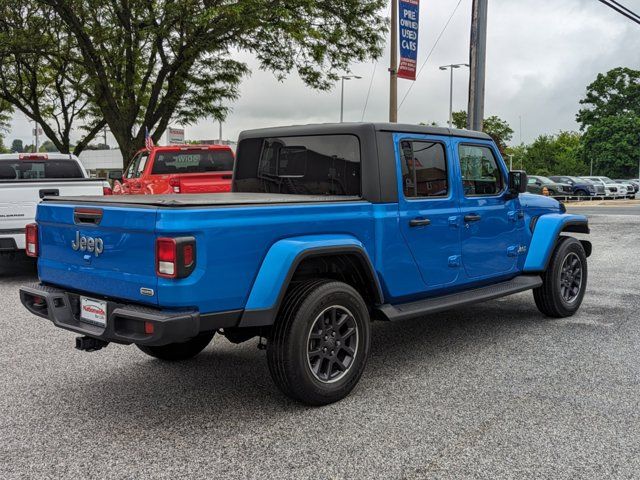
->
[518,131,588,176]
[39,140,58,152]
[449,111,513,152]
[577,67,640,178]
[0,2,104,154]
[10,138,23,153]
[0,99,11,151]
[1,0,387,166]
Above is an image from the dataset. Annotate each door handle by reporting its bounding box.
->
[409,218,431,227]
[39,188,59,198]
[464,214,481,223]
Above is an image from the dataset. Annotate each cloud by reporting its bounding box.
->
[6,0,640,148]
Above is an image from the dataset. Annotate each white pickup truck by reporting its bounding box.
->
[0,153,110,255]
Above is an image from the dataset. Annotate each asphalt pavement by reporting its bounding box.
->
[1,212,639,479]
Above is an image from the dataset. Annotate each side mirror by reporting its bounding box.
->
[108,170,123,181]
[508,170,527,195]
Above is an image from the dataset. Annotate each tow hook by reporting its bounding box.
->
[75,336,109,352]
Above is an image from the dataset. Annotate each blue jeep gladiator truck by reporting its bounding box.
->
[20,123,591,405]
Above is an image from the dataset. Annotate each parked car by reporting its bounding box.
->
[112,145,234,195]
[613,179,638,198]
[526,175,573,196]
[579,177,606,196]
[549,176,596,197]
[583,176,627,198]
[0,153,111,256]
[19,123,591,405]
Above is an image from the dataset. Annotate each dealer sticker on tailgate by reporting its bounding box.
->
[80,297,107,327]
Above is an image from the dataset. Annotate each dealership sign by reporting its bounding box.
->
[398,0,420,81]
[167,127,185,145]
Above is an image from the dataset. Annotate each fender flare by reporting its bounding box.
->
[523,213,591,272]
[238,235,383,328]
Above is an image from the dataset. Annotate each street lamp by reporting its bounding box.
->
[439,63,469,128]
[340,75,362,123]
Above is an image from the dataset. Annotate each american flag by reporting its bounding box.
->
[145,127,154,150]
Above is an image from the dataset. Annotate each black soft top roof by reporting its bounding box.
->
[238,122,491,141]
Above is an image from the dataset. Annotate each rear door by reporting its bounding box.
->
[455,141,522,280]
[397,134,462,289]
[37,202,159,305]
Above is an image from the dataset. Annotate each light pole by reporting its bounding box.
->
[340,75,362,123]
[505,154,514,171]
[439,64,469,128]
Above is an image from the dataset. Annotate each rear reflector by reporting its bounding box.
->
[144,321,155,334]
[156,237,196,279]
[25,223,38,257]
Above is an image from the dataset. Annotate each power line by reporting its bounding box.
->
[361,61,378,121]
[398,0,465,111]
[596,0,640,25]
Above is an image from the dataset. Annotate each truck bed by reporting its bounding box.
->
[43,192,364,208]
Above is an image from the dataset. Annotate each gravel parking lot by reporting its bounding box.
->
[1,211,639,479]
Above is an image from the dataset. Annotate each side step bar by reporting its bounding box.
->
[377,275,542,322]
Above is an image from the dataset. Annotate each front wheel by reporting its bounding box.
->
[267,279,371,406]
[533,237,587,318]
[137,332,214,361]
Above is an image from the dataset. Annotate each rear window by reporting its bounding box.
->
[234,135,361,196]
[0,160,83,180]
[151,150,234,175]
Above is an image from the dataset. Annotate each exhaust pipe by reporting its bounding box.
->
[75,336,109,352]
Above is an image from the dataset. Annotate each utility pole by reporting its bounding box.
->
[389,0,398,123]
[103,126,108,147]
[467,0,488,132]
[34,122,40,152]
[219,121,223,144]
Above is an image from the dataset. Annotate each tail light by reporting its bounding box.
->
[156,237,196,279]
[102,181,113,195]
[169,178,181,193]
[25,223,38,257]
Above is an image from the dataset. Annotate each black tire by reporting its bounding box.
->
[533,237,587,318]
[267,279,371,406]
[575,189,588,197]
[137,332,214,361]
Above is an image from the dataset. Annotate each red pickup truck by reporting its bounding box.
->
[113,145,234,195]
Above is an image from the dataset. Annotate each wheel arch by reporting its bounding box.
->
[238,236,383,328]
[523,214,591,273]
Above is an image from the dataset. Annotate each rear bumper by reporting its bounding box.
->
[19,283,241,346]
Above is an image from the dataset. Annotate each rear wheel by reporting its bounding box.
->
[267,279,371,406]
[575,189,588,197]
[137,332,214,361]
[533,237,587,318]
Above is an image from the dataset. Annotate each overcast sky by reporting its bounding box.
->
[6,0,640,148]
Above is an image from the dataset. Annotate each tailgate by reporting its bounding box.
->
[177,172,232,194]
[37,202,159,305]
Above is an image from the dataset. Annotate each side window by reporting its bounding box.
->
[125,153,148,179]
[458,145,504,196]
[400,140,448,198]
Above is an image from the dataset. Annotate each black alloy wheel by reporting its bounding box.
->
[306,305,359,383]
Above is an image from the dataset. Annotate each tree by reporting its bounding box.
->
[0,99,11,151]
[39,140,58,152]
[450,111,514,153]
[17,0,387,166]
[520,131,587,176]
[0,2,105,155]
[11,139,23,153]
[577,67,640,177]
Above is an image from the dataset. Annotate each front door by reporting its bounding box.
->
[455,142,521,280]
[397,135,462,289]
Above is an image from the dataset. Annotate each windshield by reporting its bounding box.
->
[600,177,614,183]
[0,160,83,180]
[536,176,554,185]
[151,149,234,175]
